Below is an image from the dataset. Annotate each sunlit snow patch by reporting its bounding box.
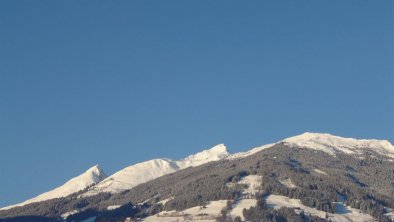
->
[282,132,394,159]
[228,175,262,220]
[157,197,174,205]
[279,178,298,188]
[237,175,262,196]
[107,205,121,210]
[314,169,328,175]
[229,199,257,220]
[144,200,228,222]
[61,209,80,220]
[266,194,374,222]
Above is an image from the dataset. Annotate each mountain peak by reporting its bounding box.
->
[208,143,228,153]
[1,165,107,210]
[82,144,230,197]
[78,164,107,184]
[282,132,394,158]
[86,164,105,178]
[181,144,230,166]
[91,164,101,169]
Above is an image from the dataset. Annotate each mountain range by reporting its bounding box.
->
[1,132,394,222]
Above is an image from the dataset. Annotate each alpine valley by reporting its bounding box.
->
[1,133,394,222]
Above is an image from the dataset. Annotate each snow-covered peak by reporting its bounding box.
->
[84,164,106,182]
[1,165,107,210]
[82,144,229,197]
[179,144,230,167]
[85,159,180,195]
[229,132,394,159]
[282,132,394,158]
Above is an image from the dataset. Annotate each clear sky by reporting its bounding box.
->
[0,1,393,207]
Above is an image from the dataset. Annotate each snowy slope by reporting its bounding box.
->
[228,143,275,159]
[229,132,394,160]
[176,144,229,168]
[83,144,230,196]
[1,165,107,210]
[83,159,180,195]
[266,195,374,222]
[282,132,394,158]
[144,200,228,222]
[229,175,262,220]
[145,172,376,221]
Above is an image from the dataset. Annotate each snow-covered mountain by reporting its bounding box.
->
[83,133,393,197]
[228,132,394,160]
[83,144,230,196]
[1,165,107,210]
[281,132,394,158]
[3,132,393,212]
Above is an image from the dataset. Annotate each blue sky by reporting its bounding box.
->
[0,1,393,207]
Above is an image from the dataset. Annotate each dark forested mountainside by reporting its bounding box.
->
[1,143,394,222]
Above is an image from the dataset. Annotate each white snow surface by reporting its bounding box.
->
[314,169,328,175]
[144,200,228,222]
[230,132,394,160]
[228,143,275,159]
[283,132,394,158]
[1,165,106,210]
[83,144,230,196]
[107,205,121,210]
[61,209,80,219]
[230,199,257,220]
[279,178,298,188]
[237,175,262,196]
[157,197,174,205]
[266,195,374,222]
[227,175,262,220]
[177,144,229,168]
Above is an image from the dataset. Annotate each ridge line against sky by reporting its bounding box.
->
[0,0,393,207]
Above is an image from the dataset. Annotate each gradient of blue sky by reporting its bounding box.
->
[0,1,393,207]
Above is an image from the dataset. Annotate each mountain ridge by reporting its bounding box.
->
[82,143,230,197]
[282,132,394,158]
[2,132,393,212]
[0,144,231,210]
[1,164,107,210]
